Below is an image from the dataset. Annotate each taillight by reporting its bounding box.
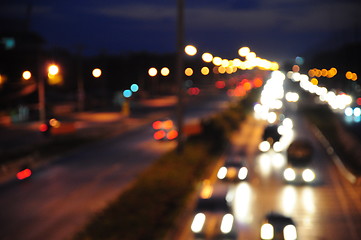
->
[16,168,32,180]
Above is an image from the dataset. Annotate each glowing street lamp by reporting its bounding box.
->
[238,47,250,57]
[48,64,59,75]
[22,70,31,80]
[185,45,197,56]
[161,67,170,76]
[202,52,213,63]
[148,67,157,77]
[92,68,102,78]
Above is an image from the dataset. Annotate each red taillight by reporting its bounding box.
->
[152,121,162,130]
[16,168,32,180]
[39,123,48,132]
[153,130,166,140]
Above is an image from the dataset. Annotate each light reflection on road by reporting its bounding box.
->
[231,182,253,225]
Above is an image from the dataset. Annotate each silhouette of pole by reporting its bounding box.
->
[176,0,185,153]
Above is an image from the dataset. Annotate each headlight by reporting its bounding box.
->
[284,168,296,181]
[261,223,274,239]
[191,213,206,233]
[259,141,271,152]
[220,213,234,234]
[302,169,315,182]
[217,167,227,180]
[238,167,248,180]
[283,224,297,240]
[272,141,283,152]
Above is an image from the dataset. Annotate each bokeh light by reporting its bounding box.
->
[92,68,102,78]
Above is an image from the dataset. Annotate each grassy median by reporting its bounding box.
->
[73,90,258,240]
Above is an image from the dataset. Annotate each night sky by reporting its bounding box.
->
[1,0,360,62]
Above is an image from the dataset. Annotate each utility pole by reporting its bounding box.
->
[176,0,185,153]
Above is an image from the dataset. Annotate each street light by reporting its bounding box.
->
[185,45,197,56]
[22,70,31,80]
[92,68,102,78]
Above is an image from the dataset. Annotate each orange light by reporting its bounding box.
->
[243,82,252,91]
[162,120,174,129]
[167,130,178,140]
[16,168,32,180]
[253,78,263,88]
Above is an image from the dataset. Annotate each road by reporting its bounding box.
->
[0,91,230,240]
[178,107,361,239]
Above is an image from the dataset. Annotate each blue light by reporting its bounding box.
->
[130,84,139,92]
[123,89,132,98]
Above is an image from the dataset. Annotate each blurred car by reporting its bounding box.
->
[283,139,316,183]
[191,181,237,239]
[217,161,248,182]
[152,118,178,141]
[259,125,282,152]
[260,212,297,240]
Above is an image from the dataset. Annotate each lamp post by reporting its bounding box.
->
[176,0,185,153]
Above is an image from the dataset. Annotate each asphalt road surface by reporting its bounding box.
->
[0,91,230,240]
[177,110,361,239]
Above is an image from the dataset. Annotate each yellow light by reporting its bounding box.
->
[352,73,358,81]
[270,62,279,71]
[346,71,353,80]
[311,78,318,85]
[238,47,250,57]
[212,56,222,66]
[226,67,233,74]
[185,68,193,76]
[148,67,157,77]
[185,45,197,56]
[246,52,256,60]
[221,59,230,68]
[160,67,170,76]
[202,52,213,62]
[218,66,226,74]
[48,64,59,75]
[22,71,31,80]
[201,67,210,75]
[92,68,102,78]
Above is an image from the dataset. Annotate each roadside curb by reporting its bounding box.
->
[310,123,359,184]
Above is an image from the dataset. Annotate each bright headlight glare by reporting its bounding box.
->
[283,224,297,240]
[302,169,315,182]
[238,167,248,180]
[191,213,206,233]
[273,141,283,152]
[220,213,234,234]
[261,223,274,239]
[259,141,271,152]
[217,167,227,180]
[284,168,296,181]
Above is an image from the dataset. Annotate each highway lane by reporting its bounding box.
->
[0,91,230,240]
[179,110,361,239]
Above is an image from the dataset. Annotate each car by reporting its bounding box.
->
[217,161,248,182]
[259,125,282,152]
[152,118,178,141]
[283,139,316,183]
[190,181,237,239]
[260,212,297,240]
